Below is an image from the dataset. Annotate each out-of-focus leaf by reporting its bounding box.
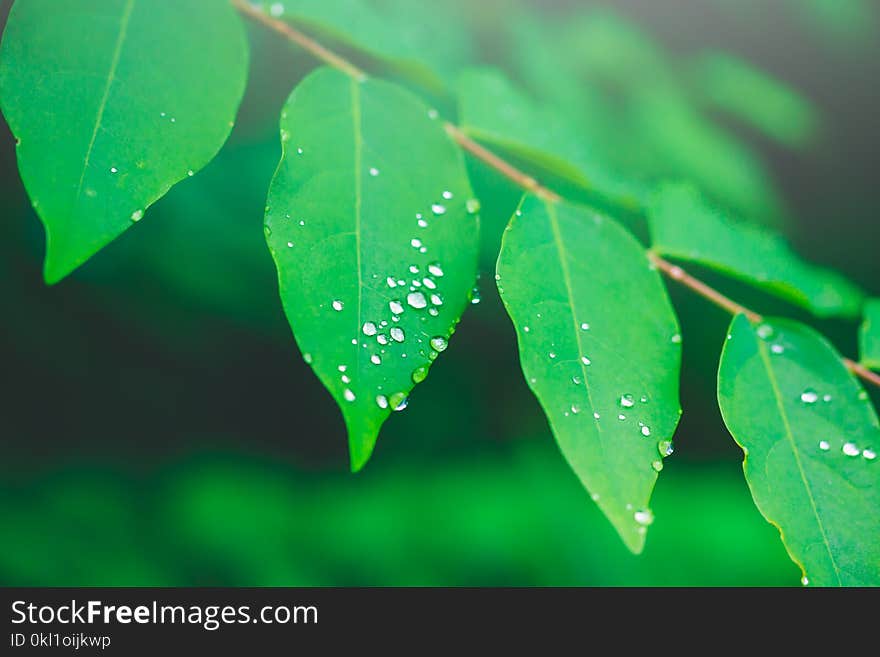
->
[253,0,469,92]
[0,0,248,283]
[648,184,863,318]
[496,195,682,553]
[456,68,644,210]
[860,299,880,370]
[264,68,479,470]
[718,314,880,586]
[690,52,819,148]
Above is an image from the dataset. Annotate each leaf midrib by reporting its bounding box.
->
[351,77,364,404]
[755,329,842,585]
[73,0,135,209]
[545,200,601,435]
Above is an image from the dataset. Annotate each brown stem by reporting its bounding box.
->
[443,124,561,202]
[231,0,367,81]
[235,0,880,391]
[648,252,763,323]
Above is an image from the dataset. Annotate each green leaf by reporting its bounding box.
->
[718,315,880,586]
[255,0,469,92]
[456,68,645,211]
[264,67,479,471]
[496,194,682,553]
[860,299,880,370]
[648,184,864,318]
[0,0,248,283]
[689,52,819,148]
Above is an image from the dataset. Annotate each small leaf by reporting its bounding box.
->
[456,68,645,210]
[689,51,819,148]
[497,194,682,553]
[265,67,478,471]
[718,314,880,586]
[648,183,863,318]
[860,299,880,370]
[0,0,248,283]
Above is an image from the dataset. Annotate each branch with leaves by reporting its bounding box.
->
[0,0,877,586]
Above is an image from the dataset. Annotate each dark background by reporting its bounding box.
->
[1,0,877,585]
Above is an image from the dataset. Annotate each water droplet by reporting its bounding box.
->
[634,509,654,526]
[652,460,663,472]
[466,198,481,214]
[341,374,351,384]
[858,391,869,401]
[570,404,580,414]
[338,365,347,372]
[863,448,876,460]
[390,327,405,342]
[411,238,423,249]
[343,389,356,402]
[407,292,427,309]
[801,576,809,586]
[269,2,284,17]
[549,352,557,359]
[187,169,194,177]
[389,392,408,411]
[442,190,453,200]
[771,344,784,354]
[658,440,673,457]
[303,353,313,364]
[641,425,651,437]
[619,394,635,408]
[130,209,144,222]
[296,147,303,155]
[800,389,819,404]
[671,333,682,344]
[422,278,437,290]
[581,356,591,365]
[412,366,428,383]
[429,307,439,316]
[427,108,439,120]
[842,442,860,456]
[580,322,590,331]
[110,166,118,173]
[369,167,380,176]
[430,336,448,352]
[523,326,530,333]
[377,334,388,345]
[640,395,648,403]
[822,394,832,403]
[370,354,381,365]
[286,241,294,248]
[618,414,626,421]
[757,324,774,339]
[572,376,582,385]
[430,293,443,306]
[818,440,830,451]
[431,203,446,215]
[331,300,344,311]
[386,277,397,288]
[389,300,404,315]
[376,395,388,409]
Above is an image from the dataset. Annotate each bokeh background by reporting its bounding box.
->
[1,0,878,586]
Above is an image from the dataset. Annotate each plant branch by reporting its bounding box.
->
[647,252,762,322]
[236,0,880,391]
[232,0,367,81]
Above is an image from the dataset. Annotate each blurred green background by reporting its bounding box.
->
[1,0,878,586]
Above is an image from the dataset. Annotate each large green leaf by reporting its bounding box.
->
[648,184,863,317]
[496,195,682,553]
[718,314,880,586]
[456,68,645,210]
[264,67,479,470]
[860,299,880,370]
[0,0,248,283]
[689,51,818,148]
